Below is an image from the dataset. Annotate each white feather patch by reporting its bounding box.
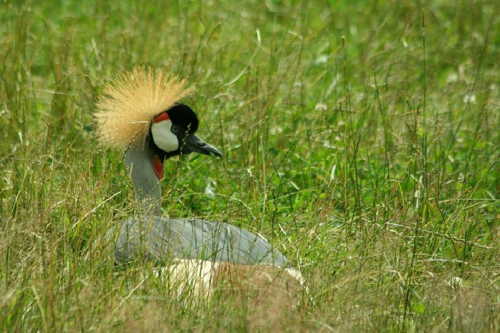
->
[151,119,179,152]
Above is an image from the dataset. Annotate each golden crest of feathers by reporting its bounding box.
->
[95,67,192,149]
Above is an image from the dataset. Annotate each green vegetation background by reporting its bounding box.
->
[1,0,498,331]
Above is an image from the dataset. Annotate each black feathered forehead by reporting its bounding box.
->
[166,104,199,133]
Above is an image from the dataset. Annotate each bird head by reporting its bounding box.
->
[95,67,222,179]
[150,103,222,158]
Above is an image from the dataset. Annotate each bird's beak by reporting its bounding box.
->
[184,134,223,157]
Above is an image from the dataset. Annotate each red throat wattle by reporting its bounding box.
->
[152,155,164,179]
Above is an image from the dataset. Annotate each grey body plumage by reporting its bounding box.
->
[115,131,288,267]
[115,216,287,266]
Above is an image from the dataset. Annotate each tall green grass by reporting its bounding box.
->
[1,0,498,331]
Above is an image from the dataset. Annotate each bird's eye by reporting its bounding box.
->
[171,125,179,134]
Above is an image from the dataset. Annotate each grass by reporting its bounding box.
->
[1,0,498,331]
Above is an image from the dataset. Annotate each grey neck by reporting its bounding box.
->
[124,143,162,215]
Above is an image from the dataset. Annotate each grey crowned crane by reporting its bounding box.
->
[95,68,302,300]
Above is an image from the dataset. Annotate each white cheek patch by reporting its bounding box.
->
[151,120,179,152]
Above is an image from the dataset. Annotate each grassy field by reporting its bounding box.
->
[1,0,498,331]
